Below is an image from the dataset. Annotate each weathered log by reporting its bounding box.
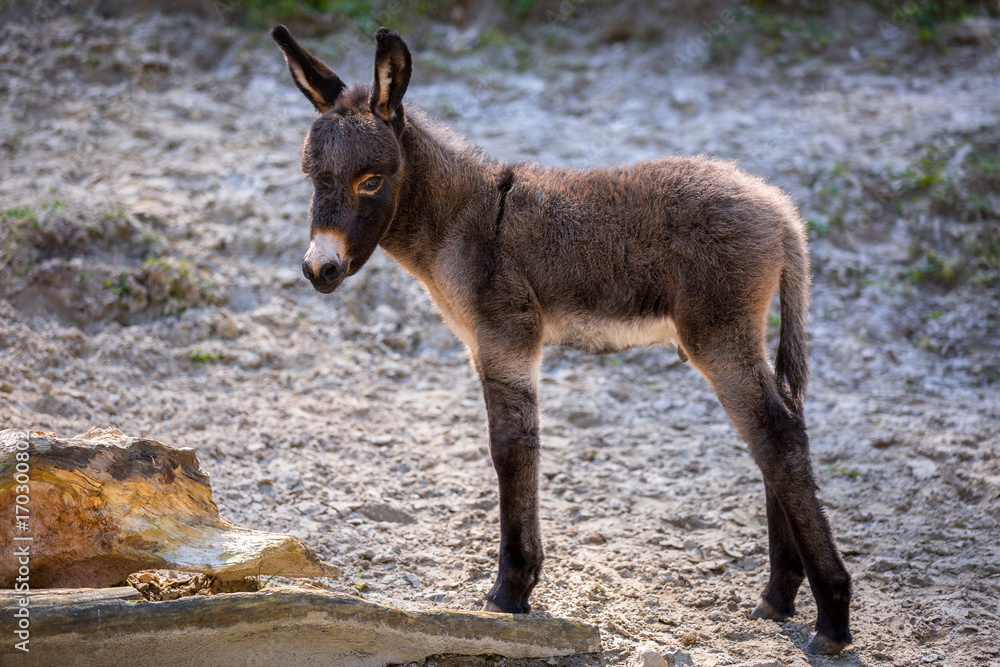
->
[0,428,340,588]
[0,586,601,666]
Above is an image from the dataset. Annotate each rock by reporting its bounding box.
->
[0,586,601,666]
[662,645,694,666]
[633,644,693,667]
[567,410,603,428]
[424,590,450,602]
[635,645,667,667]
[357,503,416,524]
[0,428,340,588]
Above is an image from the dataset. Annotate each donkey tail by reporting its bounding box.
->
[775,227,811,415]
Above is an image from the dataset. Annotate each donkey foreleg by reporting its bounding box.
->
[476,347,544,614]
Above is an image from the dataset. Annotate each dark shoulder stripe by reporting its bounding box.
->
[494,165,516,239]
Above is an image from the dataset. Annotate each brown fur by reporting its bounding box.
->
[271,26,852,653]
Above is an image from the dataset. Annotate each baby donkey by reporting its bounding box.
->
[271,25,852,654]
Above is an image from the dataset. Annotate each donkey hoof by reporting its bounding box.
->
[483,591,530,614]
[750,600,792,622]
[808,632,849,654]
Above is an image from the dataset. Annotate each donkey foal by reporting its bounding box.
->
[271,26,852,654]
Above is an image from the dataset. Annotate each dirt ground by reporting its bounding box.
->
[1,3,999,666]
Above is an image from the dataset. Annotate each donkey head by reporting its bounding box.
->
[272,25,412,293]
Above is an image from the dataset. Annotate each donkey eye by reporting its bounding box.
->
[358,176,383,194]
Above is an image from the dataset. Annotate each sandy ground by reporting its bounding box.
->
[1,4,999,666]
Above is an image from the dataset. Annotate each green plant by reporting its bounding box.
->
[499,0,534,18]
[256,560,286,590]
[104,272,135,299]
[0,208,39,276]
[3,206,37,223]
[824,464,860,479]
[190,348,221,364]
[894,134,1000,288]
[844,265,872,286]
[238,0,375,29]
[41,199,66,212]
[900,145,949,191]
[805,217,828,238]
[2,128,22,157]
[905,250,960,286]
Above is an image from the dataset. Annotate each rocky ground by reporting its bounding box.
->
[1,2,999,666]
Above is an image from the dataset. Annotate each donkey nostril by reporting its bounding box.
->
[302,261,315,281]
[320,262,340,283]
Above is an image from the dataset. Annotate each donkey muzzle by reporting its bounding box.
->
[303,231,349,294]
[302,257,348,293]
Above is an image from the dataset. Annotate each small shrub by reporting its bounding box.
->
[805,216,828,238]
[190,348,222,364]
[905,250,961,287]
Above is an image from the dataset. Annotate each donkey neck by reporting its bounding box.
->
[379,109,501,279]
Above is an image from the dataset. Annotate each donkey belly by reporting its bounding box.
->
[542,313,679,355]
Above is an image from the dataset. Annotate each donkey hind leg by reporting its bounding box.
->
[750,482,805,621]
[691,350,852,653]
[476,349,544,614]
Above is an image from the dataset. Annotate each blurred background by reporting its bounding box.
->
[1,1,999,665]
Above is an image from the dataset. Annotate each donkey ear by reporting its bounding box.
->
[271,25,346,114]
[369,27,412,134]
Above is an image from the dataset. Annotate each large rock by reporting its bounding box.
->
[0,428,339,588]
[0,586,601,666]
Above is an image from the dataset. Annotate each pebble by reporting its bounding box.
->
[214,315,241,339]
[662,646,693,666]
[634,644,694,667]
[634,645,667,667]
[567,410,603,428]
[424,590,450,602]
